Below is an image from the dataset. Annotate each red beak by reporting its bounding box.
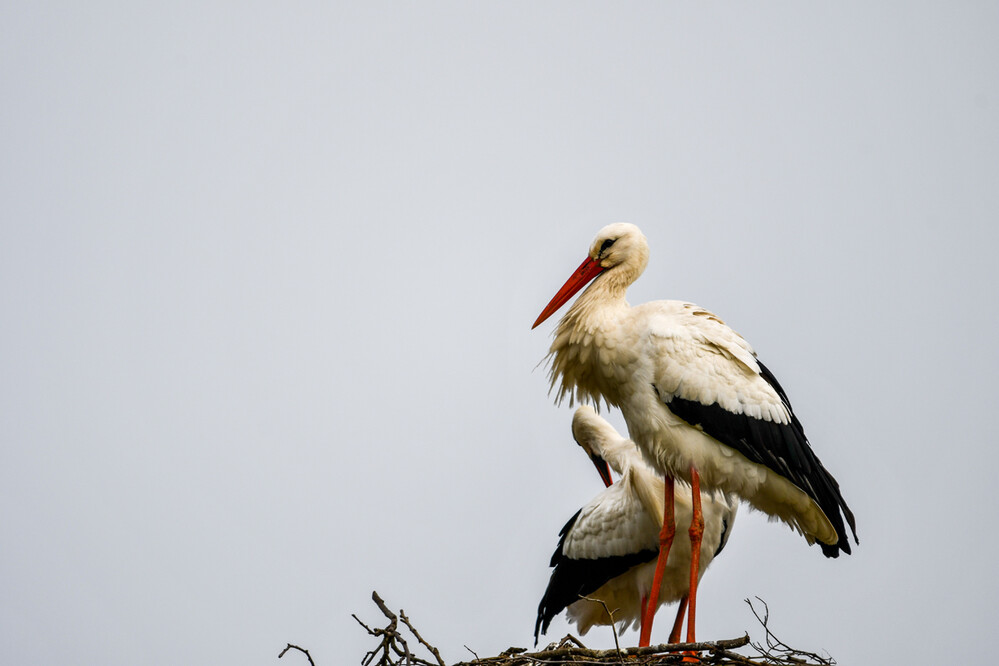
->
[591,454,613,488]
[532,256,605,329]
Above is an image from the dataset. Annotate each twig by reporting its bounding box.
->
[555,634,587,650]
[744,598,835,666]
[401,609,446,666]
[353,591,447,666]
[531,636,749,659]
[278,643,316,666]
[578,596,624,661]
[451,636,751,665]
[347,591,832,666]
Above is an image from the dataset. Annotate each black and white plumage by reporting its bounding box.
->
[532,223,858,645]
[535,407,737,643]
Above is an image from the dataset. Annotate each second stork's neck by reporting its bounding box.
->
[597,431,643,476]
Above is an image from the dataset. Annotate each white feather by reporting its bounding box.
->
[557,407,738,635]
[543,224,840,548]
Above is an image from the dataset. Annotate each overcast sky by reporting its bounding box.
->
[3,3,998,665]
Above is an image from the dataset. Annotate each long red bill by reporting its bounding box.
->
[591,454,613,488]
[531,256,604,329]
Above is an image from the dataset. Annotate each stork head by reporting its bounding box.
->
[570,405,619,488]
[587,222,649,274]
[532,223,649,328]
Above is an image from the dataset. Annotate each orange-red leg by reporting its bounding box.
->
[685,467,705,645]
[668,594,688,643]
[639,476,675,647]
[639,594,649,639]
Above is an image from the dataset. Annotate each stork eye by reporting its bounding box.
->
[600,238,616,254]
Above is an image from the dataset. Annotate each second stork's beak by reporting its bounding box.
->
[532,256,605,329]
[590,453,613,488]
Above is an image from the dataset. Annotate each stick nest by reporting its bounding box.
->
[279,591,836,666]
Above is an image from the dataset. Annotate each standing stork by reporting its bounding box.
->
[535,406,737,645]
[532,223,857,647]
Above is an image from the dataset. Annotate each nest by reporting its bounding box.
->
[279,591,836,666]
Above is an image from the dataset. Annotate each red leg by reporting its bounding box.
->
[639,594,649,639]
[668,595,688,644]
[685,467,705,645]
[639,476,675,647]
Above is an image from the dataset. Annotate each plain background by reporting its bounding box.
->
[3,3,998,664]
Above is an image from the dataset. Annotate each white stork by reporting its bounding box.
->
[532,223,857,647]
[535,406,738,645]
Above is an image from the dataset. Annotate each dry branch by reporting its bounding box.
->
[743,598,835,666]
[577,596,622,657]
[452,635,751,666]
[351,591,447,666]
[278,643,316,666]
[281,591,837,666]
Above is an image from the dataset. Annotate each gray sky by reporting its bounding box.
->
[3,3,998,664]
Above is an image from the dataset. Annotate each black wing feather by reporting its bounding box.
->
[664,360,858,558]
[534,509,657,644]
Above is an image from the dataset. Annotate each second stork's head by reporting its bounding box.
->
[571,405,638,488]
